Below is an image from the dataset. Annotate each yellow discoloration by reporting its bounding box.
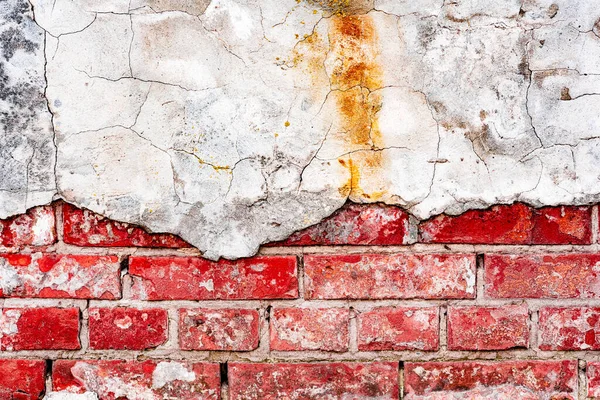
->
[290,8,385,200]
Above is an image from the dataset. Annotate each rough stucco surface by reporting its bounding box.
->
[1,0,600,259]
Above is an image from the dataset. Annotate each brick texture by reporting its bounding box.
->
[304,253,476,299]
[1,307,80,350]
[270,307,350,352]
[0,360,46,400]
[88,307,168,350]
[420,203,592,244]
[357,307,439,351]
[539,307,600,350]
[62,202,189,248]
[129,255,298,300]
[228,362,399,399]
[447,305,529,350]
[404,361,578,399]
[0,206,56,248]
[0,253,121,299]
[275,203,411,245]
[52,360,220,399]
[179,308,260,351]
[485,254,600,298]
[1,202,599,397]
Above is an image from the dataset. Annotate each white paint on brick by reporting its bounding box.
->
[151,361,196,389]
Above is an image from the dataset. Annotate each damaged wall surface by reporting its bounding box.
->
[2,0,600,259]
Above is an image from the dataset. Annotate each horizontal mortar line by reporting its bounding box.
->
[8,298,600,308]
[0,350,598,363]
[5,243,600,257]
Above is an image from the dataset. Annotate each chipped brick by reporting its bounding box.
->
[357,307,439,351]
[1,307,80,350]
[228,362,399,399]
[404,361,577,399]
[419,203,592,244]
[0,253,121,299]
[485,254,600,298]
[89,307,168,350]
[53,360,220,399]
[274,203,411,246]
[447,305,529,350]
[539,307,600,350]
[129,256,298,300]
[62,203,189,248]
[270,307,350,352]
[0,359,46,400]
[304,253,476,299]
[179,308,259,351]
[0,206,56,248]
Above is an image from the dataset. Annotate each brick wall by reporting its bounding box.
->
[1,201,600,398]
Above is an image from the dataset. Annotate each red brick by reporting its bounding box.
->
[532,206,592,244]
[404,360,577,399]
[485,254,600,298]
[1,307,80,350]
[0,253,121,299]
[89,307,168,350]
[270,307,350,352]
[447,305,529,350]
[419,203,533,244]
[304,254,475,300]
[0,360,46,400]
[539,307,600,350]
[357,307,439,351]
[587,362,600,398]
[129,255,298,300]
[62,202,189,248]
[228,362,399,399]
[0,206,56,248]
[52,360,220,399]
[274,203,411,246]
[419,203,592,244]
[179,308,259,351]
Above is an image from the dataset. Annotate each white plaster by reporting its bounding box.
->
[2,0,600,259]
[151,361,196,389]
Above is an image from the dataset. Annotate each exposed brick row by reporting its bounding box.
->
[13,359,600,398]
[3,202,593,250]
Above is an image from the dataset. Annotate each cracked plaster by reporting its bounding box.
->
[1,0,600,259]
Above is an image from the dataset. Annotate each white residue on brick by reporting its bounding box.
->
[152,361,196,389]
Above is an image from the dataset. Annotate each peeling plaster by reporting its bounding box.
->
[1,0,600,259]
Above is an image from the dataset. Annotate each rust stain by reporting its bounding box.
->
[290,3,386,200]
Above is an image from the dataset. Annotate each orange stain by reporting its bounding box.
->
[292,6,386,200]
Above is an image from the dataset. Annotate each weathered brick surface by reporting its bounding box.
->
[0,206,56,248]
[179,308,259,351]
[304,254,476,299]
[0,360,46,400]
[228,362,399,399]
[447,305,529,350]
[275,203,411,246]
[357,307,439,351]
[129,255,298,300]
[404,361,578,399]
[539,307,600,350]
[62,203,189,248]
[485,254,600,298]
[0,307,80,350]
[0,253,121,299]
[3,202,600,396]
[587,362,600,398]
[88,307,168,350]
[270,307,350,352]
[420,203,592,244]
[52,360,220,399]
